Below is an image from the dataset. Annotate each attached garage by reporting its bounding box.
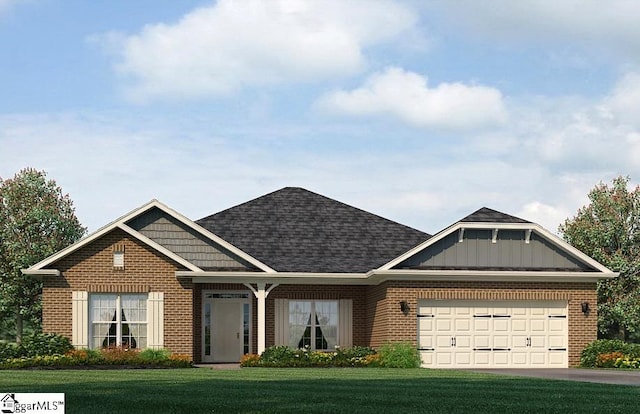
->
[418,300,568,368]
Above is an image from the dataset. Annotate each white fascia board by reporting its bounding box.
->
[176,267,617,285]
[118,223,202,272]
[150,200,276,273]
[177,271,371,285]
[21,269,60,277]
[371,269,618,283]
[379,221,616,275]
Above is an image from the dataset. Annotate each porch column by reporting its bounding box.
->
[244,283,279,355]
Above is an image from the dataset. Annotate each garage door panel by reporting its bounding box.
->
[420,352,433,365]
[474,318,491,331]
[492,335,509,348]
[455,352,472,365]
[511,319,527,332]
[548,319,564,332]
[455,318,471,331]
[511,352,528,366]
[549,336,565,349]
[474,351,491,365]
[436,335,452,347]
[493,351,510,366]
[474,335,491,348]
[436,319,452,331]
[549,352,566,366]
[530,319,546,332]
[530,352,547,366]
[436,352,453,365]
[493,319,510,332]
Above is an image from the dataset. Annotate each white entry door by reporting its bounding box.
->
[418,300,568,368]
[202,293,251,363]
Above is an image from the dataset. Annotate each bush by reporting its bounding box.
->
[377,342,421,368]
[259,345,301,367]
[138,348,171,363]
[0,342,20,361]
[580,339,640,367]
[334,346,376,367]
[18,333,73,358]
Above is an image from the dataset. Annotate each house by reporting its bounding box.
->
[24,187,616,368]
[1,394,17,412]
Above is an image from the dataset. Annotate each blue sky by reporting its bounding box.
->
[1,0,639,234]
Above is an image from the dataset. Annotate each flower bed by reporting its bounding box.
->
[580,339,640,369]
[240,343,420,368]
[0,334,192,369]
[1,347,192,369]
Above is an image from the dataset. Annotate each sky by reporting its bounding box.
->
[1,0,639,235]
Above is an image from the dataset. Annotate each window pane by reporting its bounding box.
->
[288,301,311,348]
[91,295,116,322]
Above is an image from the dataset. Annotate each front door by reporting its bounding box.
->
[202,293,251,363]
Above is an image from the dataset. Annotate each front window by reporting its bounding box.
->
[288,300,338,350]
[90,294,147,349]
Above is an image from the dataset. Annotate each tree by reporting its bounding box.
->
[0,168,86,343]
[560,176,640,341]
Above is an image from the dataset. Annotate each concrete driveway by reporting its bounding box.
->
[464,369,640,386]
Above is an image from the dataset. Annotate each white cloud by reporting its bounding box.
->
[603,73,640,128]
[100,0,417,102]
[433,1,640,60]
[316,67,507,130]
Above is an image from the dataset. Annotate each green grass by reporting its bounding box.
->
[0,368,638,413]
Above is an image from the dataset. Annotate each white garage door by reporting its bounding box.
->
[418,300,567,368]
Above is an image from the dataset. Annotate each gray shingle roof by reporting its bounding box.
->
[196,187,431,273]
[460,207,530,224]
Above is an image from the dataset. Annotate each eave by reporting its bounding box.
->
[176,268,617,285]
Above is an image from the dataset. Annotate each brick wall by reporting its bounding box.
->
[41,228,194,358]
[366,280,597,367]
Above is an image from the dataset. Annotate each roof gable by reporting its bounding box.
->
[381,209,614,274]
[25,200,273,274]
[196,187,430,273]
[393,228,595,271]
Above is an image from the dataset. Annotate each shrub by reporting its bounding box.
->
[138,348,171,363]
[259,345,300,367]
[0,342,20,361]
[18,333,73,358]
[377,342,421,368]
[580,340,640,367]
[614,355,640,369]
[334,346,376,367]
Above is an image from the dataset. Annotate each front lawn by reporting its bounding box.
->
[1,368,638,413]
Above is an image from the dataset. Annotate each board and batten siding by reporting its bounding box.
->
[126,207,254,270]
[396,230,592,270]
